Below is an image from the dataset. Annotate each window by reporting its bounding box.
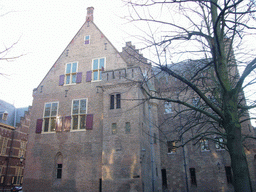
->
[12,167,23,185]
[192,97,200,106]
[125,122,130,134]
[225,166,233,184]
[189,168,197,186]
[56,153,63,179]
[112,123,117,135]
[110,94,121,109]
[65,62,78,84]
[215,137,225,149]
[72,99,87,130]
[200,139,209,151]
[161,169,167,189]
[0,112,8,121]
[164,102,172,114]
[43,102,58,132]
[154,133,157,144]
[57,164,62,179]
[92,58,105,81]
[84,35,90,44]
[18,141,26,158]
[0,137,8,155]
[167,141,176,153]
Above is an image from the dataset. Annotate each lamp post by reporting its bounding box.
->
[20,156,24,164]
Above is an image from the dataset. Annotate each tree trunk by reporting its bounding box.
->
[227,124,252,192]
[224,92,252,192]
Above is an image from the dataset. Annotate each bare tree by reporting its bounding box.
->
[123,0,256,191]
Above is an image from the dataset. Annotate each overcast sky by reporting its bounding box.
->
[0,0,133,108]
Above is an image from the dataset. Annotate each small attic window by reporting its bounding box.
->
[85,35,90,44]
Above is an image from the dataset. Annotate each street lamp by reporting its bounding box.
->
[20,155,25,164]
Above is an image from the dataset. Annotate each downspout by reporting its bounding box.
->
[178,97,189,192]
[148,103,155,192]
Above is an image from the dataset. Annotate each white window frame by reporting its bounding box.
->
[0,137,8,155]
[65,62,78,85]
[192,97,200,106]
[18,141,26,158]
[71,98,88,131]
[12,167,23,185]
[43,102,59,133]
[92,57,106,81]
[200,139,210,151]
[215,137,225,150]
[164,102,172,114]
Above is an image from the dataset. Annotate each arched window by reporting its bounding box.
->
[56,153,63,179]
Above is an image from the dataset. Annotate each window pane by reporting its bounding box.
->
[51,103,58,116]
[73,116,78,130]
[93,71,98,80]
[85,35,89,40]
[66,75,70,84]
[72,63,77,73]
[125,122,130,133]
[50,118,56,131]
[73,100,79,114]
[66,64,71,74]
[44,118,49,132]
[80,115,86,129]
[44,104,51,117]
[110,95,114,109]
[99,58,104,68]
[116,94,121,109]
[80,99,87,114]
[72,74,76,83]
[57,164,62,179]
[165,102,172,113]
[99,71,102,80]
[93,59,98,70]
[112,123,117,134]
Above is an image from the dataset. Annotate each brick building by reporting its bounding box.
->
[23,7,256,192]
[0,100,30,191]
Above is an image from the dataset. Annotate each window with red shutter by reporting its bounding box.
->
[86,114,93,130]
[36,119,43,133]
[59,75,65,86]
[76,72,82,83]
[86,71,92,82]
[64,116,71,131]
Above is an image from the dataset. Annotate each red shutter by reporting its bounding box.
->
[86,114,93,130]
[36,119,43,133]
[59,75,65,86]
[56,117,62,132]
[76,72,82,83]
[64,116,71,131]
[86,71,92,82]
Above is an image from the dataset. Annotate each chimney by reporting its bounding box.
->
[86,7,94,22]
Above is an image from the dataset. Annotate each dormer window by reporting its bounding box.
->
[65,62,78,84]
[1,111,8,121]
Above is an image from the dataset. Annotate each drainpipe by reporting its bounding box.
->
[148,103,155,192]
[178,96,189,192]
